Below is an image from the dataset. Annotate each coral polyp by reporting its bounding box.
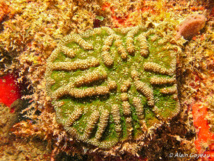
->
[45,24,181,150]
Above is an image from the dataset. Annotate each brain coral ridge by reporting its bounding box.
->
[45,23,182,153]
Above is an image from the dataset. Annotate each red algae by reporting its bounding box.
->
[101,2,142,27]
[192,102,214,159]
[0,74,21,108]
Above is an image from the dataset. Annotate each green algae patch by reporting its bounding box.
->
[45,25,181,150]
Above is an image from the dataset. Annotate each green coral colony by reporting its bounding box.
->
[45,24,181,149]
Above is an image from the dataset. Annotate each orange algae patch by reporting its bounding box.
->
[192,36,197,41]
[192,103,214,159]
[0,74,21,108]
[101,2,111,11]
[211,7,214,16]
[0,1,14,23]
[191,6,205,11]
[101,2,142,27]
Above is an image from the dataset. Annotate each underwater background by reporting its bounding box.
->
[0,0,214,160]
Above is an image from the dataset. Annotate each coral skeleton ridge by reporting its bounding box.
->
[46,24,181,151]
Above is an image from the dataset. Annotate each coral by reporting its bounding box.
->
[46,22,182,154]
[176,14,206,40]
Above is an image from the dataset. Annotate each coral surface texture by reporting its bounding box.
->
[45,24,181,150]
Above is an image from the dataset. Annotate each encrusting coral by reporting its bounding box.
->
[45,22,183,153]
